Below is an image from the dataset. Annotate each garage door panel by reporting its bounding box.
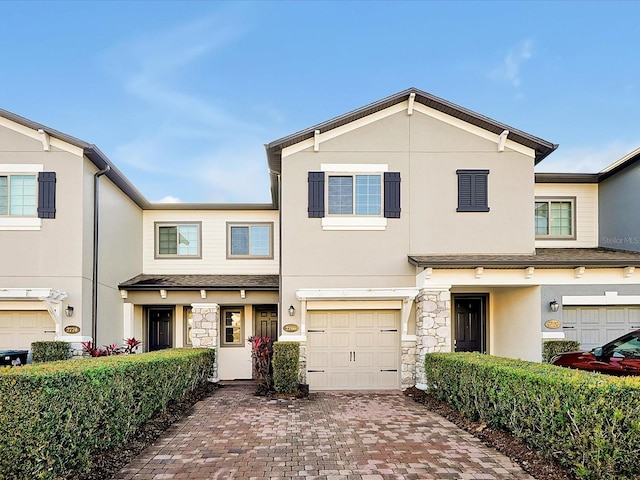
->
[0,311,55,350]
[307,310,400,390]
[581,308,601,325]
[605,308,625,325]
[629,308,640,327]
[563,306,640,352]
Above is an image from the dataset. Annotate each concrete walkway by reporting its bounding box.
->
[113,383,534,480]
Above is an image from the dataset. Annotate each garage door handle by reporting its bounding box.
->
[380,329,397,332]
[308,370,325,373]
[381,369,398,372]
[562,326,575,329]
[308,329,325,333]
[44,330,56,333]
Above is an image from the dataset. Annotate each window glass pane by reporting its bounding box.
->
[223,310,242,345]
[177,225,198,255]
[328,176,353,214]
[0,176,7,215]
[355,175,381,215]
[550,202,572,236]
[185,307,193,345]
[249,225,270,256]
[231,226,249,255]
[158,226,178,254]
[9,175,36,216]
[534,202,549,235]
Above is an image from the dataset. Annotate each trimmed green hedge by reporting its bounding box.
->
[31,341,72,363]
[542,340,581,363]
[0,348,214,480]
[424,353,640,480]
[272,341,299,393]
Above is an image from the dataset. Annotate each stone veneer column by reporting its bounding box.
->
[415,287,451,386]
[401,339,417,389]
[190,303,219,382]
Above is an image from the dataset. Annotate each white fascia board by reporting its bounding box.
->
[282,103,407,159]
[296,287,419,301]
[412,103,535,159]
[562,291,640,306]
[0,117,84,157]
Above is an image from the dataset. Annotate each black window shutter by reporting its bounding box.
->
[308,171,325,218]
[457,170,489,212]
[384,172,401,218]
[37,171,56,219]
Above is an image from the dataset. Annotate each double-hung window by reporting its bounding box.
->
[155,222,201,258]
[308,165,401,230]
[221,307,244,347]
[228,223,273,258]
[535,198,574,238]
[0,174,37,216]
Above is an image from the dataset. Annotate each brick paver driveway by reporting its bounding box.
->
[113,383,534,480]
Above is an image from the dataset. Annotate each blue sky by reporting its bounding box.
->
[1,1,639,203]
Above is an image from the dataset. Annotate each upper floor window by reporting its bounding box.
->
[0,174,37,216]
[155,222,201,258]
[457,169,489,212]
[535,198,574,238]
[228,223,273,258]
[328,174,381,215]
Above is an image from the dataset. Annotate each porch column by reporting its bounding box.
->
[415,286,451,386]
[191,303,219,382]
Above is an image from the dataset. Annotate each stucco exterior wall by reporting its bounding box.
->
[599,161,640,252]
[491,286,541,361]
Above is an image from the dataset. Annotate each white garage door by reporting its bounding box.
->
[563,306,640,351]
[307,310,400,390]
[0,311,56,350]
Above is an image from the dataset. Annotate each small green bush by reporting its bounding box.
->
[0,348,214,480]
[272,342,299,393]
[424,352,640,480]
[542,339,581,362]
[31,341,72,363]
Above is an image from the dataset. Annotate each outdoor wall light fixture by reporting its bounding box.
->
[288,305,295,316]
[65,305,75,317]
[549,300,560,312]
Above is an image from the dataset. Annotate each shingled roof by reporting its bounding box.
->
[119,274,279,291]
[408,248,640,269]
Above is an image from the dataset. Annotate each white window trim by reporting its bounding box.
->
[321,164,388,230]
[0,165,43,230]
[0,164,44,173]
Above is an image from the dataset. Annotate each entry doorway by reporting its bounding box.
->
[453,295,487,353]
[148,307,173,351]
[254,305,278,341]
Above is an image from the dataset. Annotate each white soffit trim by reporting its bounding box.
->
[0,288,67,301]
[412,103,535,158]
[562,291,640,306]
[0,117,84,157]
[321,163,389,173]
[297,287,419,301]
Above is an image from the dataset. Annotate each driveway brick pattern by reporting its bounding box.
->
[113,384,534,480]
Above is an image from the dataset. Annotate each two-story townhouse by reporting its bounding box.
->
[0,108,144,353]
[266,88,640,390]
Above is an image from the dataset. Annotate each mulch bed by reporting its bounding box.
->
[404,386,577,480]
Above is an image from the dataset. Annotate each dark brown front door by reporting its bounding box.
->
[254,306,278,341]
[148,308,173,351]
[454,296,486,353]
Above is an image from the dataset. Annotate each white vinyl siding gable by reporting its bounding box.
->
[143,210,279,274]
[534,183,598,248]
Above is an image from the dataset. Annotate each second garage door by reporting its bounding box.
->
[307,310,400,390]
[0,311,56,350]
[563,306,640,351]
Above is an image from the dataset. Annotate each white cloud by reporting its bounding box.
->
[156,196,182,203]
[489,40,533,87]
[536,141,640,173]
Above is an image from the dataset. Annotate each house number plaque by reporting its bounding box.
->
[544,320,561,329]
[283,324,299,333]
[64,325,81,334]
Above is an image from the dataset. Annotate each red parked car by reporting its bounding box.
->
[550,329,640,376]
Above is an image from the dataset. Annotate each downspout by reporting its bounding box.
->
[92,165,110,343]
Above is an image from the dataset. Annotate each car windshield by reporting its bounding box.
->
[610,333,640,358]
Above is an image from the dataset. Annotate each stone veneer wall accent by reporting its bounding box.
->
[298,342,307,384]
[191,303,219,381]
[415,288,451,385]
[401,340,417,389]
